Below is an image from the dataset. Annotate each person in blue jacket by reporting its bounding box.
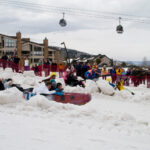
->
[84,69,97,79]
[55,83,64,96]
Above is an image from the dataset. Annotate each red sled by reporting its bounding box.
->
[53,93,91,105]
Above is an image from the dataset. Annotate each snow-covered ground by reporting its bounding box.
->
[0,68,150,150]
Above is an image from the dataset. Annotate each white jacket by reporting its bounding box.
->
[33,82,55,95]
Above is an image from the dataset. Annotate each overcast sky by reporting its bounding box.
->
[0,0,150,61]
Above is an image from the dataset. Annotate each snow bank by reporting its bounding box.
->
[27,95,76,112]
[27,95,52,109]
[0,87,23,104]
[23,77,36,86]
[0,68,14,79]
[85,80,99,93]
[64,80,99,94]
[23,71,35,77]
[0,69,150,150]
[96,79,115,95]
[64,85,86,93]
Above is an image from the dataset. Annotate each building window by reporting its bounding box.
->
[48,51,53,56]
[5,38,16,48]
[34,59,40,63]
[33,46,43,56]
[6,51,14,56]
[22,51,30,56]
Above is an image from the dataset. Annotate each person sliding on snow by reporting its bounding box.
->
[108,77,135,95]
[33,81,56,95]
[84,69,100,81]
[107,77,125,91]
[84,69,96,79]
[55,83,64,96]
[65,72,85,88]
[115,78,125,91]
[40,73,57,90]
[0,78,31,92]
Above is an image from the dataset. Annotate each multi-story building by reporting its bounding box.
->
[0,32,61,65]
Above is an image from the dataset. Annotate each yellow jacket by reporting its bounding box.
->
[116,80,124,90]
[116,68,123,75]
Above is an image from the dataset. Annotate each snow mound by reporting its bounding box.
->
[0,87,23,104]
[0,68,14,79]
[23,71,35,77]
[12,74,24,85]
[28,95,52,109]
[64,80,99,94]
[64,86,86,93]
[96,79,115,95]
[85,80,99,93]
[23,77,36,86]
[27,95,75,111]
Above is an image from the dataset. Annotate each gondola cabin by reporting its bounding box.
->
[59,13,67,27]
[59,19,67,27]
[116,25,124,34]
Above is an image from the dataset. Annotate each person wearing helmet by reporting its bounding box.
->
[55,83,64,96]
[40,73,57,90]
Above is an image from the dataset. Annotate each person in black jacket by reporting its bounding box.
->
[0,79,5,91]
[13,55,20,72]
[1,53,8,70]
[65,72,85,87]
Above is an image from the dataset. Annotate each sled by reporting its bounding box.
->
[53,93,91,105]
[24,92,91,105]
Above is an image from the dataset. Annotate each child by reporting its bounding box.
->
[55,83,64,96]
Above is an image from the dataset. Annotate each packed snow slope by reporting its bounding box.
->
[0,68,150,150]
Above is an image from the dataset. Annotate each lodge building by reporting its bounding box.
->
[0,32,61,65]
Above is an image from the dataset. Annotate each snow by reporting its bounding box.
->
[23,70,35,77]
[96,79,115,95]
[0,69,150,150]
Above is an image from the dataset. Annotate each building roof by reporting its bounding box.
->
[0,33,16,39]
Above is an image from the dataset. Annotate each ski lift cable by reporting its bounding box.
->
[1,0,150,24]
[0,0,149,25]
[0,1,120,21]
[1,0,150,23]
[2,0,150,20]
[3,0,149,23]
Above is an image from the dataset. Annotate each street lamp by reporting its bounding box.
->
[61,42,70,66]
